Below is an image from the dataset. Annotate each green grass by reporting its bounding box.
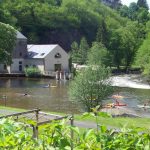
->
[0,106,150,130]
[0,106,26,112]
[75,114,150,130]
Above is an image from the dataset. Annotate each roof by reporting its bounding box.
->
[27,44,58,58]
[16,31,27,39]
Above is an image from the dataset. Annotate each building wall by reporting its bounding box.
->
[0,58,25,73]
[0,64,7,73]
[45,45,69,72]
[25,59,44,73]
[10,58,25,73]
[12,39,27,58]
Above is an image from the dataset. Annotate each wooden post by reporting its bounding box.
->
[60,71,62,80]
[32,126,36,138]
[70,115,74,150]
[33,125,38,139]
[64,71,66,80]
[16,116,18,121]
[35,109,39,123]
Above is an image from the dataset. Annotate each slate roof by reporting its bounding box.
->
[27,44,58,58]
[16,31,27,39]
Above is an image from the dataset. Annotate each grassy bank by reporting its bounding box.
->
[0,106,150,130]
[75,114,150,130]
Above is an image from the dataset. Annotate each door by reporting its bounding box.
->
[19,65,22,71]
[54,64,61,71]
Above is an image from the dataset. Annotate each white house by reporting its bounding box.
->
[25,44,69,75]
[0,31,69,76]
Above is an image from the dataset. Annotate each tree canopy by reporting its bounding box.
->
[0,0,150,74]
[0,22,16,64]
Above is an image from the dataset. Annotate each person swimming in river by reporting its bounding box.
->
[43,83,51,88]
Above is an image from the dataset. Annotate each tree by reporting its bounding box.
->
[135,33,150,76]
[96,20,108,47]
[128,2,139,20]
[70,41,80,63]
[70,38,89,65]
[79,37,89,64]
[137,7,149,24]
[109,31,123,69]
[0,22,16,65]
[137,0,149,10]
[69,42,113,112]
[87,42,111,67]
[119,5,129,18]
[69,65,113,112]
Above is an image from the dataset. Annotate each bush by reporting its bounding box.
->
[24,67,41,77]
[0,114,150,150]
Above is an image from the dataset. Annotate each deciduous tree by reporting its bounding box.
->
[69,42,113,111]
[0,22,16,65]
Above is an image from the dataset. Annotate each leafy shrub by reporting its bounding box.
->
[24,67,41,77]
[0,114,150,149]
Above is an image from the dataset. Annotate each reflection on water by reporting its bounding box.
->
[0,76,150,116]
[0,77,79,113]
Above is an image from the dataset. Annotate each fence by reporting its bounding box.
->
[0,109,74,143]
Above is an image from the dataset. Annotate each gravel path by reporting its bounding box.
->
[0,109,99,129]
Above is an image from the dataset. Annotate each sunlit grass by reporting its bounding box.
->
[75,114,150,131]
[0,106,150,131]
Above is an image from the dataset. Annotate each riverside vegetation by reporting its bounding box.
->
[0,111,150,150]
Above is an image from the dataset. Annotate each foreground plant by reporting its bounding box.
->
[0,113,149,149]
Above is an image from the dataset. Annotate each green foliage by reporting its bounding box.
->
[109,21,143,69]
[69,66,113,112]
[0,115,150,149]
[0,0,130,49]
[0,0,149,71]
[70,37,89,64]
[96,20,109,47]
[79,37,89,64]
[119,1,149,24]
[137,0,149,10]
[24,67,41,78]
[87,42,111,67]
[70,41,79,63]
[0,22,16,64]
[0,118,33,149]
[135,33,150,76]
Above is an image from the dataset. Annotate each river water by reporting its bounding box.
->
[0,75,150,115]
[0,77,79,113]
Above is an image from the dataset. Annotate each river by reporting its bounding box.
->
[0,75,150,115]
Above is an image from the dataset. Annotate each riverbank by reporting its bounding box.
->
[0,73,56,79]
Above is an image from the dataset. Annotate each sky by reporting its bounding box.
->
[121,0,150,7]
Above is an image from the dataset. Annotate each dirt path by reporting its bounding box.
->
[0,109,101,129]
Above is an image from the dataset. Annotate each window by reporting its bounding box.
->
[19,52,22,57]
[4,64,7,70]
[55,53,61,58]
[19,61,22,64]
[41,53,45,56]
